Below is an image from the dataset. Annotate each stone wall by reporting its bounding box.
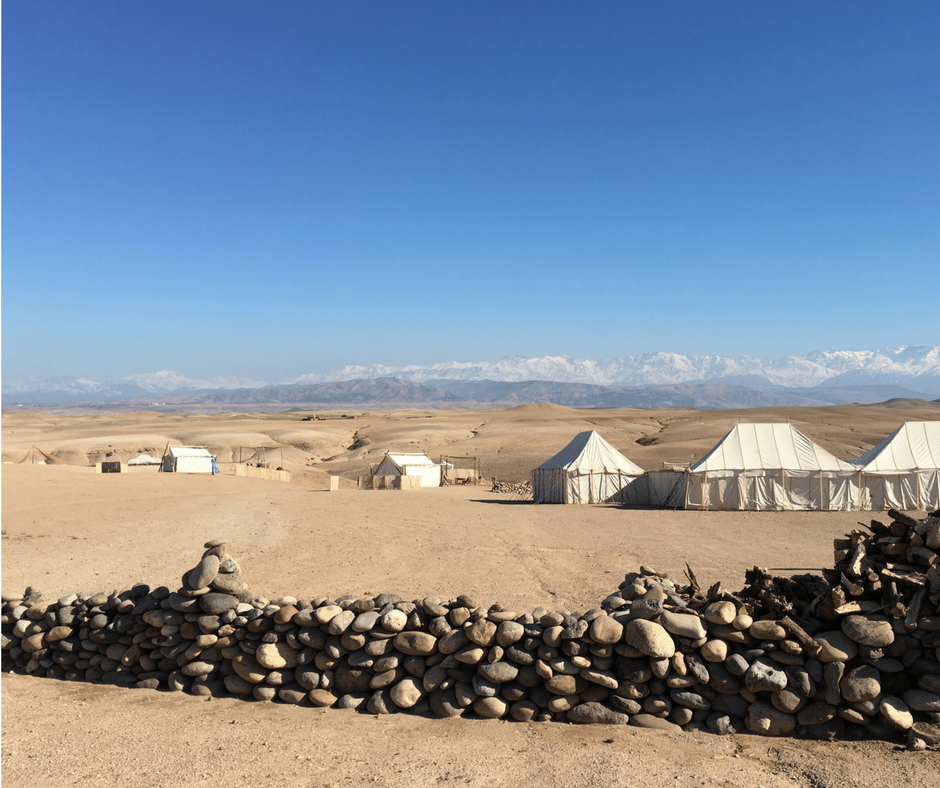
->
[3,511,940,748]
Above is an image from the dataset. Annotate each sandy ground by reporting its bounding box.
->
[3,403,940,787]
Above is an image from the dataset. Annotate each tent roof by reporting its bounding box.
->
[128,453,162,465]
[166,446,213,458]
[852,421,940,472]
[690,423,856,473]
[534,430,645,475]
[383,452,437,467]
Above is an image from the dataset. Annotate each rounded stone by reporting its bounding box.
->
[703,601,736,625]
[840,665,881,703]
[224,674,254,695]
[700,639,728,663]
[429,687,465,718]
[796,701,837,727]
[256,642,300,669]
[659,611,706,640]
[589,615,624,645]
[380,609,408,632]
[625,620,675,659]
[880,695,914,731]
[478,662,518,684]
[510,700,539,722]
[745,701,796,737]
[466,619,497,647]
[814,630,858,663]
[181,660,217,677]
[749,620,786,641]
[390,676,425,709]
[233,653,267,683]
[903,689,940,712]
[496,621,525,647]
[744,659,788,693]
[308,689,337,707]
[568,702,630,725]
[352,611,380,633]
[473,696,509,719]
[253,685,277,701]
[188,555,220,591]
[198,593,239,615]
[394,631,438,656]
[842,616,894,648]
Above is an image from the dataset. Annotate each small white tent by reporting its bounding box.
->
[532,430,646,504]
[372,452,442,488]
[162,446,217,474]
[685,423,858,511]
[852,421,940,510]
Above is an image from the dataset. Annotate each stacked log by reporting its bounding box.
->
[3,514,940,747]
[491,479,532,496]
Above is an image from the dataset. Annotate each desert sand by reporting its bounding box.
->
[3,401,940,788]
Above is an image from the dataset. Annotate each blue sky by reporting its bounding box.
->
[3,2,938,382]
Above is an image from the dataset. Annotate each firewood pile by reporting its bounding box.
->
[491,479,532,497]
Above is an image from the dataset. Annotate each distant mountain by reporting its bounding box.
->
[3,346,939,407]
[294,346,940,395]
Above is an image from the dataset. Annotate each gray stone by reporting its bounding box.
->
[744,658,788,693]
[429,687,465,718]
[198,593,239,615]
[478,662,518,684]
[904,689,940,712]
[568,702,630,724]
[188,555,220,590]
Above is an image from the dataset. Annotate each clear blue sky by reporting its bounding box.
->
[3,2,938,381]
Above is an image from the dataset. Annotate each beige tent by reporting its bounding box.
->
[532,430,646,504]
[685,423,858,511]
[372,452,442,488]
[162,446,217,474]
[853,421,940,510]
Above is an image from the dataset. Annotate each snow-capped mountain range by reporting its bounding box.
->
[3,346,939,403]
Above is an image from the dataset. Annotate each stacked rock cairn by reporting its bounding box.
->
[3,511,940,748]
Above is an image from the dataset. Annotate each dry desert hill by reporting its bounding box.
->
[3,400,940,788]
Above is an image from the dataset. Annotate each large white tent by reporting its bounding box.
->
[685,423,858,511]
[372,452,442,488]
[162,446,218,474]
[852,421,940,510]
[532,430,646,504]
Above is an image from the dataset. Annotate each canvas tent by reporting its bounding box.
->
[532,430,646,504]
[852,421,940,510]
[372,452,442,488]
[685,423,858,511]
[162,446,218,474]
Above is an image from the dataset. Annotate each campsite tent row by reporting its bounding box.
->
[532,423,940,511]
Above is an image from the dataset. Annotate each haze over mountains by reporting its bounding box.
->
[5,346,939,409]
